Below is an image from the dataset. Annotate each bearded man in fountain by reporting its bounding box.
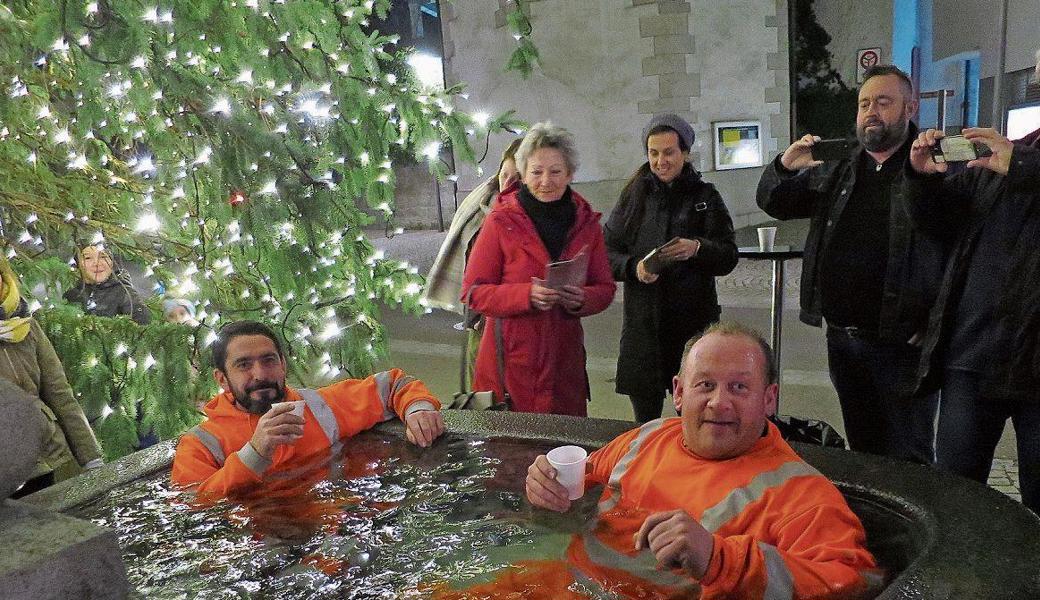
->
[172,321,444,497]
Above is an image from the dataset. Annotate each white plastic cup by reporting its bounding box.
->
[757,226,777,252]
[272,400,305,418]
[546,445,587,500]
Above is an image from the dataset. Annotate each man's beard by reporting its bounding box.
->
[233,380,287,414]
[857,114,909,153]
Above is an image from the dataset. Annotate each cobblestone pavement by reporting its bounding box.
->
[716,254,802,307]
[989,458,1022,502]
[372,229,1024,503]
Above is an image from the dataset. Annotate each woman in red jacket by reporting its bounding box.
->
[461,122,616,416]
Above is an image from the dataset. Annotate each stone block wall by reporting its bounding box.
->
[421,0,793,229]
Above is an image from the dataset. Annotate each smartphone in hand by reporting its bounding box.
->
[930,135,992,163]
[810,139,853,162]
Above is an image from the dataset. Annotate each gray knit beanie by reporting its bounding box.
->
[641,113,695,152]
[163,298,195,318]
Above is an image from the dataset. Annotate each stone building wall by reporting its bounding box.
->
[426,0,791,229]
[813,0,894,89]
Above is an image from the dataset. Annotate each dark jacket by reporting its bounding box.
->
[905,143,1040,400]
[461,187,616,416]
[756,127,946,343]
[64,272,151,325]
[604,163,738,395]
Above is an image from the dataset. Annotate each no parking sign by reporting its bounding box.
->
[857,48,882,83]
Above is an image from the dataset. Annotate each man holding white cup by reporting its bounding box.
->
[524,323,877,598]
[172,321,444,498]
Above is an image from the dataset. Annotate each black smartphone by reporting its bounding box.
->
[931,135,992,163]
[811,139,853,161]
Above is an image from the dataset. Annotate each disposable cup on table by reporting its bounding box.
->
[757,227,777,252]
[546,445,587,500]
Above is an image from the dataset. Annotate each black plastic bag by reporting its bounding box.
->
[770,414,846,449]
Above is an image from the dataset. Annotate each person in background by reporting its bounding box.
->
[461,122,616,416]
[171,320,445,498]
[163,297,199,327]
[64,244,151,325]
[756,65,945,464]
[0,256,103,497]
[905,121,1040,515]
[423,139,521,391]
[604,114,738,423]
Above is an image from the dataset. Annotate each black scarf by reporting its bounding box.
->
[518,185,576,261]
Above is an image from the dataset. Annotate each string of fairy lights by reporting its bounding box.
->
[0,0,514,382]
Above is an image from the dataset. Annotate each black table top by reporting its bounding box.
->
[737,245,804,259]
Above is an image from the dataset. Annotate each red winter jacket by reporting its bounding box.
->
[461,187,616,416]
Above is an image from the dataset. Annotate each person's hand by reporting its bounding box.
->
[909,129,948,175]
[525,455,572,512]
[558,285,585,312]
[963,127,1014,175]
[530,279,560,311]
[633,510,715,579]
[780,134,824,171]
[249,403,304,459]
[636,260,659,284]
[405,409,444,448]
[659,238,700,261]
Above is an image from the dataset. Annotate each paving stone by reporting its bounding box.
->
[658,1,692,14]
[641,53,687,76]
[639,14,688,37]
[653,34,696,56]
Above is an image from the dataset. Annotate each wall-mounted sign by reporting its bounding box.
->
[857,48,882,84]
[712,120,762,171]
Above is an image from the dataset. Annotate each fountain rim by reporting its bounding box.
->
[20,409,1040,599]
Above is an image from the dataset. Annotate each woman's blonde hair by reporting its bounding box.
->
[515,122,579,176]
[497,138,523,177]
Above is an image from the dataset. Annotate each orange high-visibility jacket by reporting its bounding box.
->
[171,368,439,498]
[569,418,879,599]
[430,419,878,600]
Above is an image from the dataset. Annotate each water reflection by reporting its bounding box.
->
[76,432,581,599]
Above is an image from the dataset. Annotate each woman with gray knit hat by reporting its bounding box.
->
[604,114,738,422]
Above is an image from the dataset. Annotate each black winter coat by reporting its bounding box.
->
[905,144,1040,401]
[604,164,738,395]
[63,272,151,325]
[756,127,946,344]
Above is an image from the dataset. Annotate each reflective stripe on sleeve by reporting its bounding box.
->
[389,374,417,398]
[404,400,436,416]
[237,440,271,475]
[372,371,396,421]
[298,388,340,444]
[580,532,700,594]
[598,418,668,515]
[699,460,822,533]
[187,426,226,467]
[758,541,795,600]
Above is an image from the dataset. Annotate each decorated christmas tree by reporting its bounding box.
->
[0,0,519,459]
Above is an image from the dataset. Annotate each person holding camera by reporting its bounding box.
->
[906,123,1040,514]
[755,65,945,464]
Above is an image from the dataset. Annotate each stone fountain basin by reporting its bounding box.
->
[22,410,1040,599]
